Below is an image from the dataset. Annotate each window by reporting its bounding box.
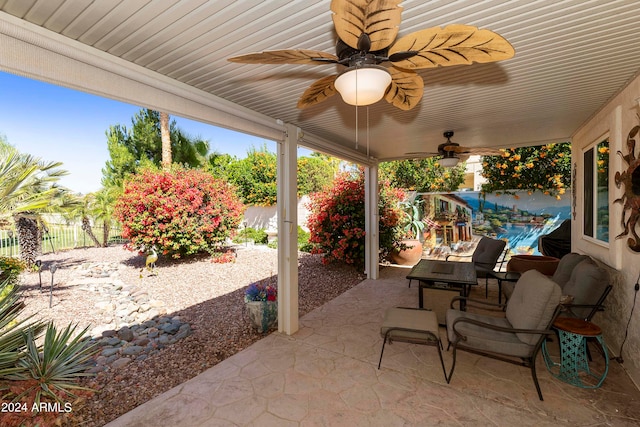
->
[583,138,609,242]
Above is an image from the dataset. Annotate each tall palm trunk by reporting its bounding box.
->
[160,112,171,170]
[81,216,101,248]
[14,214,41,267]
[102,221,110,247]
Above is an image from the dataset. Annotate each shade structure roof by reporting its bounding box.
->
[1,0,640,162]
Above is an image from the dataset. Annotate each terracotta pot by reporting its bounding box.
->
[506,254,560,276]
[390,239,423,266]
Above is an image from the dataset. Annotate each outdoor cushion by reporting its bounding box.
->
[551,252,590,288]
[562,258,609,319]
[506,270,561,345]
[445,309,534,358]
[380,307,440,343]
[472,236,506,271]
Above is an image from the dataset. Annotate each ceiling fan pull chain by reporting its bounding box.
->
[355,104,359,150]
[355,70,359,150]
[366,106,370,157]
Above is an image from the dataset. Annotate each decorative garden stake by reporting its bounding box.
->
[49,263,57,308]
[35,259,42,288]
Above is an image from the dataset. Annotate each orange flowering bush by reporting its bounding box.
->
[481,142,571,199]
[306,168,404,267]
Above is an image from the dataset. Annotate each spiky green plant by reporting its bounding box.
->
[0,279,44,378]
[10,323,97,405]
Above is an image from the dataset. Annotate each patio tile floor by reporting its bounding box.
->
[106,265,640,426]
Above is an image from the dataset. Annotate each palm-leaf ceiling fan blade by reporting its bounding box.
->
[443,145,504,156]
[388,24,515,69]
[384,67,424,110]
[331,0,402,52]
[228,49,338,65]
[297,75,338,109]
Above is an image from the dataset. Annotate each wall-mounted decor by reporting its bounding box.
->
[614,124,640,252]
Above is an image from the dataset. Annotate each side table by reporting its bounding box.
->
[489,271,521,304]
[542,317,609,388]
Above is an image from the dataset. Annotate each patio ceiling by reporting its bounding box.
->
[2,0,640,161]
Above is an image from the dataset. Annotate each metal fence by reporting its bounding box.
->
[0,224,127,257]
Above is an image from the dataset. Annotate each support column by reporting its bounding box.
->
[364,164,380,279]
[277,123,299,334]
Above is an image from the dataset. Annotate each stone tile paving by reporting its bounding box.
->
[106,267,640,426]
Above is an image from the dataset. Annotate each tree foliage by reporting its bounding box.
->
[223,145,339,206]
[226,146,277,206]
[306,168,404,267]
[379,158,466,192]
[114,166,245,258]
[480,142,571,199]
[102,109,209,188]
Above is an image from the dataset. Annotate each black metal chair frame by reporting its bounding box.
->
[378,307,449,382]
[446,243,509,298]
[446,296,562,401]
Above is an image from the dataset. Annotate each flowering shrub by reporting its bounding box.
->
[210,248,237,264]
[115,166,245,258]
[0,256,27,287]
[481,143,571,199]
[306,168,404,267]
[245,279,277,302]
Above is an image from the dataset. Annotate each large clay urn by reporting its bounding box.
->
[390,239,423,266]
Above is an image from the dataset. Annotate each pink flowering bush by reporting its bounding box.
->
[306,168,404,267]
[115,166,245,258]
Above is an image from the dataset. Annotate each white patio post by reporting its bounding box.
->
[364,164,380,279]
[277,123,299,334]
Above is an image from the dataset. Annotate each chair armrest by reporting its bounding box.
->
[451,316,555,338]
[445,253,472,262]
[450,296,507,310]
[560,303,605,319]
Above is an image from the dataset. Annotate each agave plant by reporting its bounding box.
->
[0,278,44,380]
[399,198,425,240]
[9,323,97,405]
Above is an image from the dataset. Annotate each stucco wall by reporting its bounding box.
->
[243,196,310,232]
[572,72,640,387]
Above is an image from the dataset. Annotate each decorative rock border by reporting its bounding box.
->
[66,262,192,372]
[89,316,192,373]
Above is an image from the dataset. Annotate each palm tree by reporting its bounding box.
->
[61,193,101,248]
[0,141,68,266]
[160,111,171,169]
[91,187,118,246]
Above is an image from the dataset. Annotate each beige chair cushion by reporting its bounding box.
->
[380,307,440,343]
[562,258,609,319]
[506,269,561,345]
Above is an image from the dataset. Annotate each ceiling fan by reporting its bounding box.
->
[406,131,505,167]
[228,0,515,111]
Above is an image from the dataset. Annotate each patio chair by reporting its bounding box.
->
[446,269,562,400]
[446,236,507,298]
[552,254,611,322]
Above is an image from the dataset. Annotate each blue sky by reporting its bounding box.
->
[0,71,297,194]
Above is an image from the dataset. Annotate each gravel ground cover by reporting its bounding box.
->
[15,244,366,426]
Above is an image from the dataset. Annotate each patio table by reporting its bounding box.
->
[406,259,477,324]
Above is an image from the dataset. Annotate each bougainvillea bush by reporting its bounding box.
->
[306,168,404,267]
[115,166,245,258]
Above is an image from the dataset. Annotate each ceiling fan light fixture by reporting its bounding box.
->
[438,156,460,168]
[334,65,391,106]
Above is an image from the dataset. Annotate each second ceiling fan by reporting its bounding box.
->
[228,0,515,111]
[406,131,505,167]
